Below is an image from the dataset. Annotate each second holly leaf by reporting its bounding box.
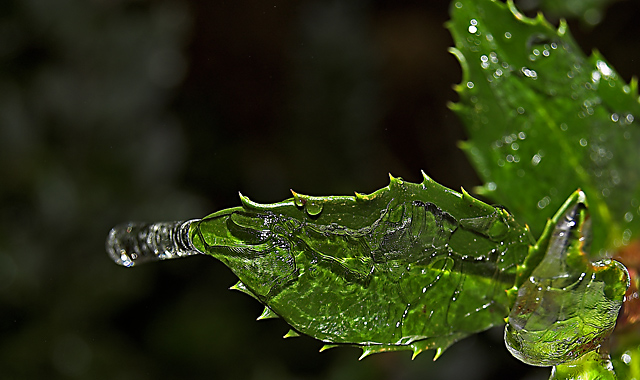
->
[448,0,640,254]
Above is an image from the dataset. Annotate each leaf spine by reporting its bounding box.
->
[239,192,262,210]
[229,281,258,300]
[432,347,445,361]
[359,347,375,360]
[257,306,279,320]
[319,344,339,352]
[283,329,300,339]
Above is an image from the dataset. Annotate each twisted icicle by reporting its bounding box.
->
[106,220,201,267]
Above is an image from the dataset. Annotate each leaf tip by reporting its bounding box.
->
[257,306,279,320]
[411,345,424,360]
[290,189,304,207]
[283,329,300,339]
[359,348,374,360]
[239,192,261,210]
[557,18,568,36]
[432,347,445,361]
[421,170,433,184]
[319,344,339,352]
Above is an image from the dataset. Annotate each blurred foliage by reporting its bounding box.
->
[516,0,621,26]
[1,0,639,379]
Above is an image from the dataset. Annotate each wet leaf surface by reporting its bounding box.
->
[449,0,640,254]
[190,174,532,358]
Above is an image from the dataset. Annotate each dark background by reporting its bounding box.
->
[1,0,638,379]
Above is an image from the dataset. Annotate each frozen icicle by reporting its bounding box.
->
[106,220,201,267]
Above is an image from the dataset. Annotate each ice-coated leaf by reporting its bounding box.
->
[189,173,532,357]
[505,190,629,366]
[448,0,640,254]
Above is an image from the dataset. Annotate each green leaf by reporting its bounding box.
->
[505,190,629,366]
[189,173,532,358]
[448,0,640,254]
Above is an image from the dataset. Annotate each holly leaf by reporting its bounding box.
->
[448,0,640,254]
[189,173,532,358]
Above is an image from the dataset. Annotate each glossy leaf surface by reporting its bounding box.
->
[448,0,640,253]
[505,190,628,366]
[189,174,532,357]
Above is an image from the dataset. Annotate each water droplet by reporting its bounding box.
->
[466,81,474,89]
[611,113,619,122]
[579,138,588,147]
[486,182,497,191]
[622,352,632,365]
[537,196,551,209]
[305,201,324,216]
[584,9,602,25]
[626,114,635,124]
[455,1,462,8]
[517,107,525,114]
[522,67,537,79]
[511,142,519,151]
[531,154,542,166]
[468,25,478,34]
[625,212,634,222]
[518,132,526,140]
[560,123,568,131]
[505,32,512,39]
